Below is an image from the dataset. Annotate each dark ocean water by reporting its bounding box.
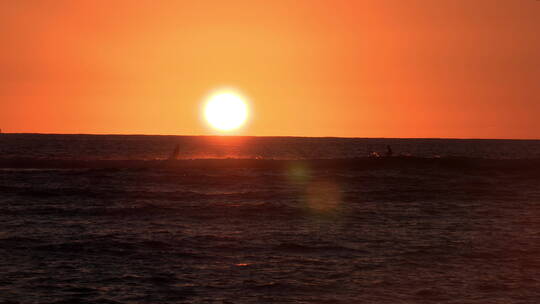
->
[1,134,540,303]
[1,134,540,160]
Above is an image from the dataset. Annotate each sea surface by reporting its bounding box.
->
[1,134,539,303]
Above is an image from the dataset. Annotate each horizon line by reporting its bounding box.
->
[1,132,539,141]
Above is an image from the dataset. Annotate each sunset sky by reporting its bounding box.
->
[1,0,539,138]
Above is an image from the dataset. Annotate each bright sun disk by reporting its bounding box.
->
[204,89,249,131]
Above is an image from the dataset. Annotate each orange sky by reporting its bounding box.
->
[1,0,539,138]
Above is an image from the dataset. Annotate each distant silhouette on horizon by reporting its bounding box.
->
[386,145,393,157]
[168,143,180,160]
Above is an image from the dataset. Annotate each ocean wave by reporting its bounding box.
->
[274,242,360,254]
[2,157,540,173]
[0,185,296,205]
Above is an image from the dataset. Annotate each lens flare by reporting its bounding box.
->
[305,180,342,214]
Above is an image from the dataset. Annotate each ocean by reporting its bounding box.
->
[1,134,539,303]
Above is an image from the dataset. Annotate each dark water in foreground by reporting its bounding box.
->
[1,134,540,303]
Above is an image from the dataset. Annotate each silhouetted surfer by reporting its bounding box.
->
[168,143,180,160]
[386,145,393,157]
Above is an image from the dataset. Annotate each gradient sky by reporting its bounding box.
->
[1,0,539,138]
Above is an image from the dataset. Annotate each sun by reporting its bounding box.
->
[204,89,249,132]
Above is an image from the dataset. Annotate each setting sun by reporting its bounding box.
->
[204,89,249,132]
[2,2,540,303]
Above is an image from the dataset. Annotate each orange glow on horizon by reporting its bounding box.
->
[1,1,539,139]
